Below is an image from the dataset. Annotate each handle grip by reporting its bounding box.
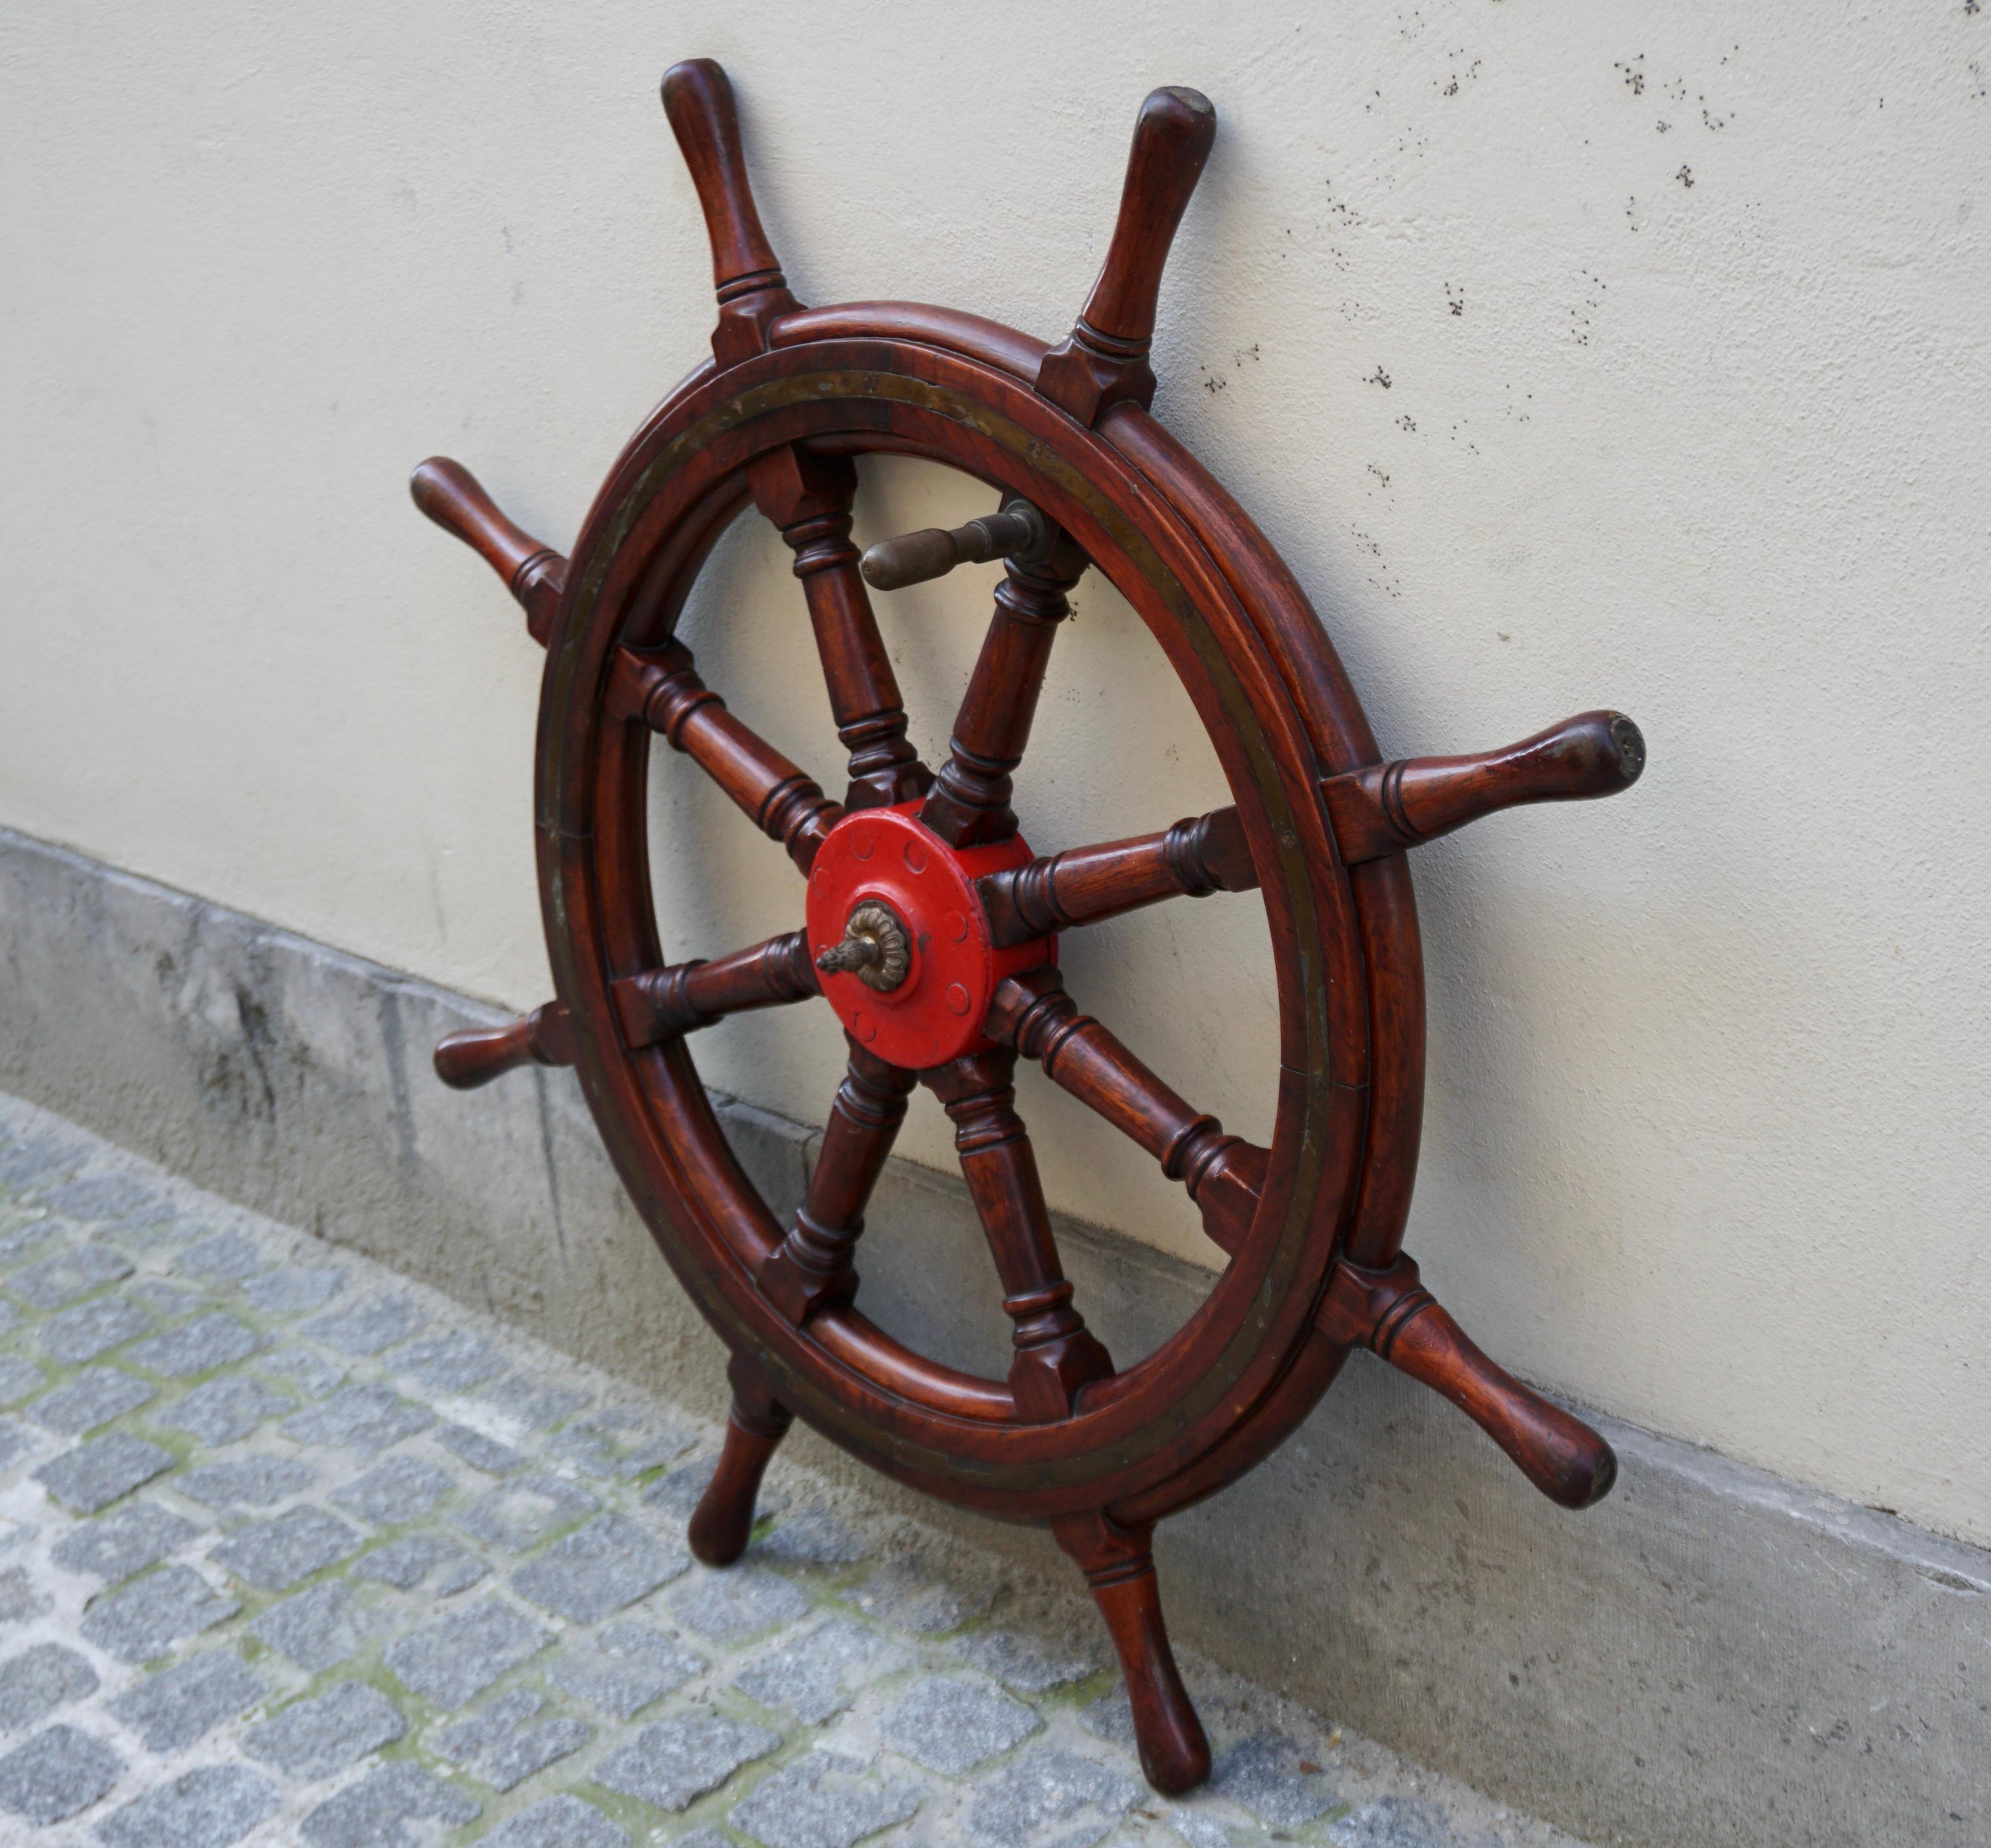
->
[1037,85,1216,422]
[433,1004,573,1090]
[1320,1255,1617,1510]
[409,458,565,644]
[1081,86,1217,350]
[1325,710,1645,864]
[660,59,784,298]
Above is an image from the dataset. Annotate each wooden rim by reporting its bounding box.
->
[536,326,1400,1522]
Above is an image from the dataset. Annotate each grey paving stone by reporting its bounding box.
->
[40,1295,153,1364]
[429,1687,539,1761]
[0,1643,98,1734]
[0,1226,47,1270]
[131,1278,203,1317]
[354,1535,488,1594]
[177,1455,316,1508]
[1158,1805,1235,1848]
[643,1456,719,1518]
[95,1763,280,1848]
[211,1506,363,1592]
[850,1559,991,1635]
[0,1355,44,1406]
[478,1374,589,1431]
[734,1618,908,1726]
[0,1566,50,1624]
[261,1347,346,1398]
[549,1411,698,1478]
[127,1312,264,1378]
[953,1627,1098,1695]
[52,1500,202,1583]
[384,1597,552,1708]
[547,1621,705,1719]
[247,1582,377,1672]
[439,1704,591,1792]
[0,1132,81,1193]
[882,1676,1041,1774]
[753,1508,871,1571]
[965,1747,1143,1848]
[670,1566,809,1643]
[35,1432,175,1513]
[512,1513,689,1623]
[1208,1729,1338,1829]
[593,1710,782,1813]
[282,1383,433,1455]
[1077,1690,1134,1748]
[451,1473,598,1553]
[480,1793,630,1848]
[435,1423,523,1475]
[161,1374,294,1445]
[299,1761,478,1847]
[82,1564,240,1664]
[10,1242,132,1308]
[40,1174,156,1225]
[332,1454,453,1526]
[240,1265,344,1316]
[1329,1794,1494,1847]
[730,1750,923,1848]
[0,1418,35,1471]
[29,1366,155,1436]
[174,1232,269,1286]
[392,1330,506,1393]
[302,1295,427,1358]
[0,1721,123,1823]
[243,1679,407,1779]
[107,1648,265,1752]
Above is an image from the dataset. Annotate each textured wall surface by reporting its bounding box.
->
[1,4,1987,1546]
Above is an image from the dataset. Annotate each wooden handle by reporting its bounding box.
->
[410,458,548,585]
[1079,87,1217,350]
[1320,1255,1617,1510]
[859,501,1049,591]
[409,457,564,644]
[660,59,784,298]
[1036,86,1216,420]
[433,1004,574,1090]
[1325,710,1645,864]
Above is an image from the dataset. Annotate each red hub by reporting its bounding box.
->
[805,802,1054,1070]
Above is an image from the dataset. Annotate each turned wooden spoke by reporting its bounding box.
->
[980,710,1647,943]
[608,640,841,870]
[433,1003,574,1090]
[1317,1254,1617,1510]
[612,931,818,1049]
[758,1040,917,1324]
[923,1049,1113,1420]
[1326,710,1645,860]
[979,808,1255,949]
[409,458,566,645]
[918,546,1088,849]
[989,970,1266,1255]
[745,445,929,809]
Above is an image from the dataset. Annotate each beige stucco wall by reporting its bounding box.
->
[3,3,1987,1545]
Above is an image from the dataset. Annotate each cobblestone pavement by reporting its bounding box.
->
[0,1094,1600,1848]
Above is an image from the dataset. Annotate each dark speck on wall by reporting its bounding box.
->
[1676,164,1694,188]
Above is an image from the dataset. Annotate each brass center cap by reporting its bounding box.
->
[815,900,912,993]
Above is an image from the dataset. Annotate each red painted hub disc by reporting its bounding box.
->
[805,802,1053,1070]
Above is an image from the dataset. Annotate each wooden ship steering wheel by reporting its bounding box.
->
[412,62,1643,1795]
